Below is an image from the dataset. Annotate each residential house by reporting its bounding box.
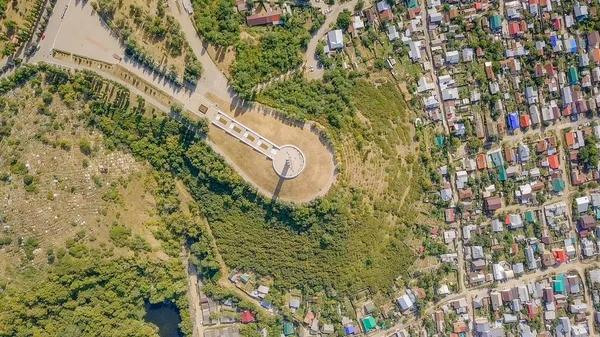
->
[246,10,282,26]
[327,30,344,50]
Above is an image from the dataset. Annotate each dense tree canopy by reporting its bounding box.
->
[0,253,188,337]
[0,64,416,305]
[193,0,241,46]
[578,137,599,169]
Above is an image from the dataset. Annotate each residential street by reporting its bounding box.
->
[304,0,359,80]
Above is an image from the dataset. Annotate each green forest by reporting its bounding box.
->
[191,0,317,99]
[0,253,188,337]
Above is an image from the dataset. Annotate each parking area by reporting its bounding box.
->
[53,1,122,64]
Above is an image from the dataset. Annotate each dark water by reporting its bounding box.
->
[144,302,183,337]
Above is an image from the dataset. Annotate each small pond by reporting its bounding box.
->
[144,302,183,337]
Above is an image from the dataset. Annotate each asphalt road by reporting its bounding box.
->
[304,0,358,80]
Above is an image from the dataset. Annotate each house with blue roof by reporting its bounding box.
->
[565,37,577,53]
[551,35,563,52]
[508,113,519,130]
[344,325,356,335]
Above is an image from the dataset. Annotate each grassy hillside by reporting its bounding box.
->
[0,64,432,315]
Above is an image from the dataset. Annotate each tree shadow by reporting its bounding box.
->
[272,163,289,201]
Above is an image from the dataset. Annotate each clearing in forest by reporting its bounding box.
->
[206,93,336,202]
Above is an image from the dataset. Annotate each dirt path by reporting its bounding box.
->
[183,249,204,337]
[397,168,413,209]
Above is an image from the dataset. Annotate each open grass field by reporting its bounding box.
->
[0,84,167,276]
[206,93,336,202]
[344,79,416,204]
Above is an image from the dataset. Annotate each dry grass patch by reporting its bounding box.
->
[205,43,236,78]
[206,93,336,202]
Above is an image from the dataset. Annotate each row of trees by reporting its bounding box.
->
[95,0,202,86]
[231,26,308,100]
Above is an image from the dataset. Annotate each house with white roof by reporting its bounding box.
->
[397,294,414,311]
[388,26,400,41]
[576,196,590,213]
[446,50,460,64]
[403,38,422,61]
[352,16,364,30]
[327,30,344,50]
[456,171,468,189]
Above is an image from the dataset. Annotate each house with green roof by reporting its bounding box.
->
[553,179,565,192]
[490,15,502,31]
[435,135,445,147]
[283,322,294,336]
[408,0,418,9]
[525,211,536,223]
[568,66,579,85]
[491,151,504,167]
[362,316,376,332]
[498,166,507,181]
[553,274,566,293]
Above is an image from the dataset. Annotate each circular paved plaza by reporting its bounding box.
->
[272,145,306,179]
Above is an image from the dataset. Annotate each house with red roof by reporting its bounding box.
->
[553,18,561,30]
[508,22,521,35]
[527,303,537,319]
[553,250,568,263]
[408,8,421,19]
[566,132,576,148]
[548,155,560,169]
[246,11,282,26]
[535,64,544,77]
[545,62,556,76]
[477,153,488,169]
[379,9,393,21]
[241,311,256,323]
[520,20,528,32]
[474,2,482,10]
[520,115,531,128]
[592,49,600,64]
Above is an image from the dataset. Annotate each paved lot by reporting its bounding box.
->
[52,1,121,64]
